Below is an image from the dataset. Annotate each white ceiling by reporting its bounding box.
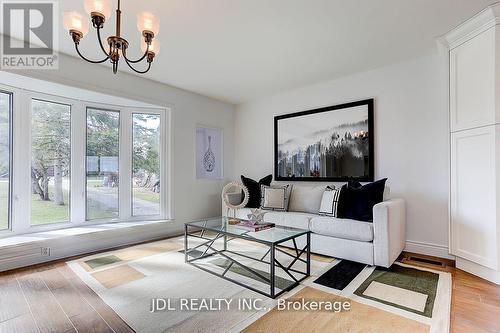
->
[55,0,497,104]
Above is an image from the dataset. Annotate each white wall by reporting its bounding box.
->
[234,54,450,256]
[5,52,235,234]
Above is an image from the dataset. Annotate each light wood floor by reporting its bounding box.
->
[0,247,499,333]
[0,260,134,333]
[400,252,500,333]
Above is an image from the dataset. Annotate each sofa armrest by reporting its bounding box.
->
[222,192,243,217]
[372,198,406,267]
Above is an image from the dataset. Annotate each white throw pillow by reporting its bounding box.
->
[319,186,341,217]
[260,184,293,211]
[289,185,328,214]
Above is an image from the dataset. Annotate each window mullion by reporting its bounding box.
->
[71,101,86,224]
[11,90,31,234]
[162,110,171,220]
[160,112,168,219]
[119,109,132,220]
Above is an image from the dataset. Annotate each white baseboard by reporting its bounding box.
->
[405,240,455,260]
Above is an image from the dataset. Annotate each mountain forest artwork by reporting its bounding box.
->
[274,99,374,181]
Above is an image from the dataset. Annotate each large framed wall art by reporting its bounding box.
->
[274,99,374,182]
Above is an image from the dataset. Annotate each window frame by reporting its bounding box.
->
[18,92,76,234]
[0,84,170,238]
[0,89,13,234]
[85,105,122,222]
[30,97,73,227]
[131,110,163,218]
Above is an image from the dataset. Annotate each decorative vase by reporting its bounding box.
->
[203,135,215,172]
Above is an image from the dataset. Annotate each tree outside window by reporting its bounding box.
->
[31,99,71,225]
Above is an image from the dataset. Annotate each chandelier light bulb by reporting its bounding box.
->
[63,11,89,36]
[142,39,160,55]
[84,0,112,19]
[137,12,160,36]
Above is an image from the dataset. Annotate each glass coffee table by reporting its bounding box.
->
[184,217,311,298]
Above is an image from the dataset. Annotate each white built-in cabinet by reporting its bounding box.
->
[449,28,496,132]
[443,4,500,283]
[450,126,497,268]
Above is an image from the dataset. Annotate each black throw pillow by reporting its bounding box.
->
[347,180,362,189]
[241,175,272,208]
[337,178,387,222]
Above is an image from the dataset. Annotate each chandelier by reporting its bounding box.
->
[63,0,160,74]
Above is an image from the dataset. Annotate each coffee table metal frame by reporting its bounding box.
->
[184,217,311,299]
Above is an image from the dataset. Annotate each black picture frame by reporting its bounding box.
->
[274,99,374,182]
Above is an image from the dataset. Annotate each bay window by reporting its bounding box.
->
[0,83,168,236]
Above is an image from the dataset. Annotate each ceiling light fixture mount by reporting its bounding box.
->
[64,0,160,74]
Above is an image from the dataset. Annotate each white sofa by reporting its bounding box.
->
[222,184,406,267]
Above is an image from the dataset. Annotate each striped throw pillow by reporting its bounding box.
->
[319,186,341,217]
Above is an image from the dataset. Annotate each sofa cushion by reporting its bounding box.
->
[310,216,374,242]
[289,185,327,214]
[263,211,315,230]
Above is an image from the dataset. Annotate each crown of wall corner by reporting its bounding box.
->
[439,2,500,50]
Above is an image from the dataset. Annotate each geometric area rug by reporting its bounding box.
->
[67,236,451,333]
[353,265,439,318]
[246,262,452,333]
[313,260,440,317]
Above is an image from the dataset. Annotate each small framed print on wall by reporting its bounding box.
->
[196,126,223,179]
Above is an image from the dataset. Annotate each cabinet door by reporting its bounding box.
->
[450,27,496,132]
[450,126,498,269]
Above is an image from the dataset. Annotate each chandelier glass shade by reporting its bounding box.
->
[63,0,159,74]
